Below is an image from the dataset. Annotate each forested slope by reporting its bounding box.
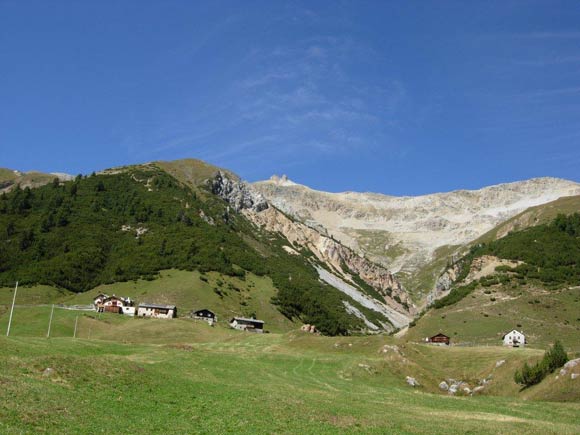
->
[0,164,391,335]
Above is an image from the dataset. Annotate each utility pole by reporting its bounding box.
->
[47,304,54,338]
[6,281,18,337]
[73,315,78,338]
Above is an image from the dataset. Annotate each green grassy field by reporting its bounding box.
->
[0,269,295,334]
[1,267,579,433]
[1,307,579,434]
[407,284,580,352]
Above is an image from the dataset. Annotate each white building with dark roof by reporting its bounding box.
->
[229,317,264,333]
[191,309,217,325]
[137,303,177,319]
[502,329,526,347]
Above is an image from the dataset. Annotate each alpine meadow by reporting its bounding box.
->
[2,2,580,434]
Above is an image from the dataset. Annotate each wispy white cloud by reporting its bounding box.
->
[123,26,408,169]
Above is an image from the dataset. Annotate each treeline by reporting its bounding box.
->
[514,341,568,387]
[0,167,382,335]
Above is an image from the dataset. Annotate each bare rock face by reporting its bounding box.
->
[210,171,268,213]
[432,263,461,302]
[560,358,580,376]
[209,171,414,327]
[244,206,413,318]
[433,255,524,302]
[253,176,580,282]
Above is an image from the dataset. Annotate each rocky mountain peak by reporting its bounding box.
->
[252,176,580,299]
[210,171,269,213]
[268,174,298,187]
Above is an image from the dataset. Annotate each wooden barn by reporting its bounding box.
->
[137,303,177,319]
[190,309,217,325]
[229,317,264,333]
[427,333,450,346]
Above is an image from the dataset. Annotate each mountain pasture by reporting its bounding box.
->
[407,284,580,352]
[1,328,579,434]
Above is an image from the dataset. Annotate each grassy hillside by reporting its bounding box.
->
[408,283,580,352]
[434,213,580,310]
[410,195,580,303]
[0,284,72,305]
[155,158,238,188]
[0,329,579,434]
[0,169,59,193]
[0,269,295,334]
[0,163,394,335]
[0,168,18,184]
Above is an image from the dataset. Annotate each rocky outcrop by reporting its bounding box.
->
[464,256,522,283]
[244,206,413,318]
[430,262,462,303]
[431,255,524,304]
[209,172,414,325]
[210,171,268,213]
[254,176,580,297]
[300,324,318,333]
[559,358,580,377]
[406,376,420,387]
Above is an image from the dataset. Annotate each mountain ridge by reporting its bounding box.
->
[261,174,578,198]
[253,174,580,302]
[0,159,412,334]
[3,158,579,325]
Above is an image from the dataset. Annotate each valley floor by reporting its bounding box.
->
[0,318,579,434]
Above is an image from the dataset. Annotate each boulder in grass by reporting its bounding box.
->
[406,376,419,387]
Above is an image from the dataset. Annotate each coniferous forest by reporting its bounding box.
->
[0,166,385,335]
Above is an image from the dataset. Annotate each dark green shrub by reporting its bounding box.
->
[514,341,569,387]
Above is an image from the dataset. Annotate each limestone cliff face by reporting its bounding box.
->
[210,172,414,321]
[253,176,580,295]
[431,263,461,303]
[432,255,523,304]
[209,171,269,213]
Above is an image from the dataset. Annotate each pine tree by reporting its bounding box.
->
[545,340,568,372]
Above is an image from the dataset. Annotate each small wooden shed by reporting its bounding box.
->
[428,333,450,346]
[229,317,264,333]
[190,309,217,325]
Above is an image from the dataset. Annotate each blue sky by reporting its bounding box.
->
[1,1,579,195]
